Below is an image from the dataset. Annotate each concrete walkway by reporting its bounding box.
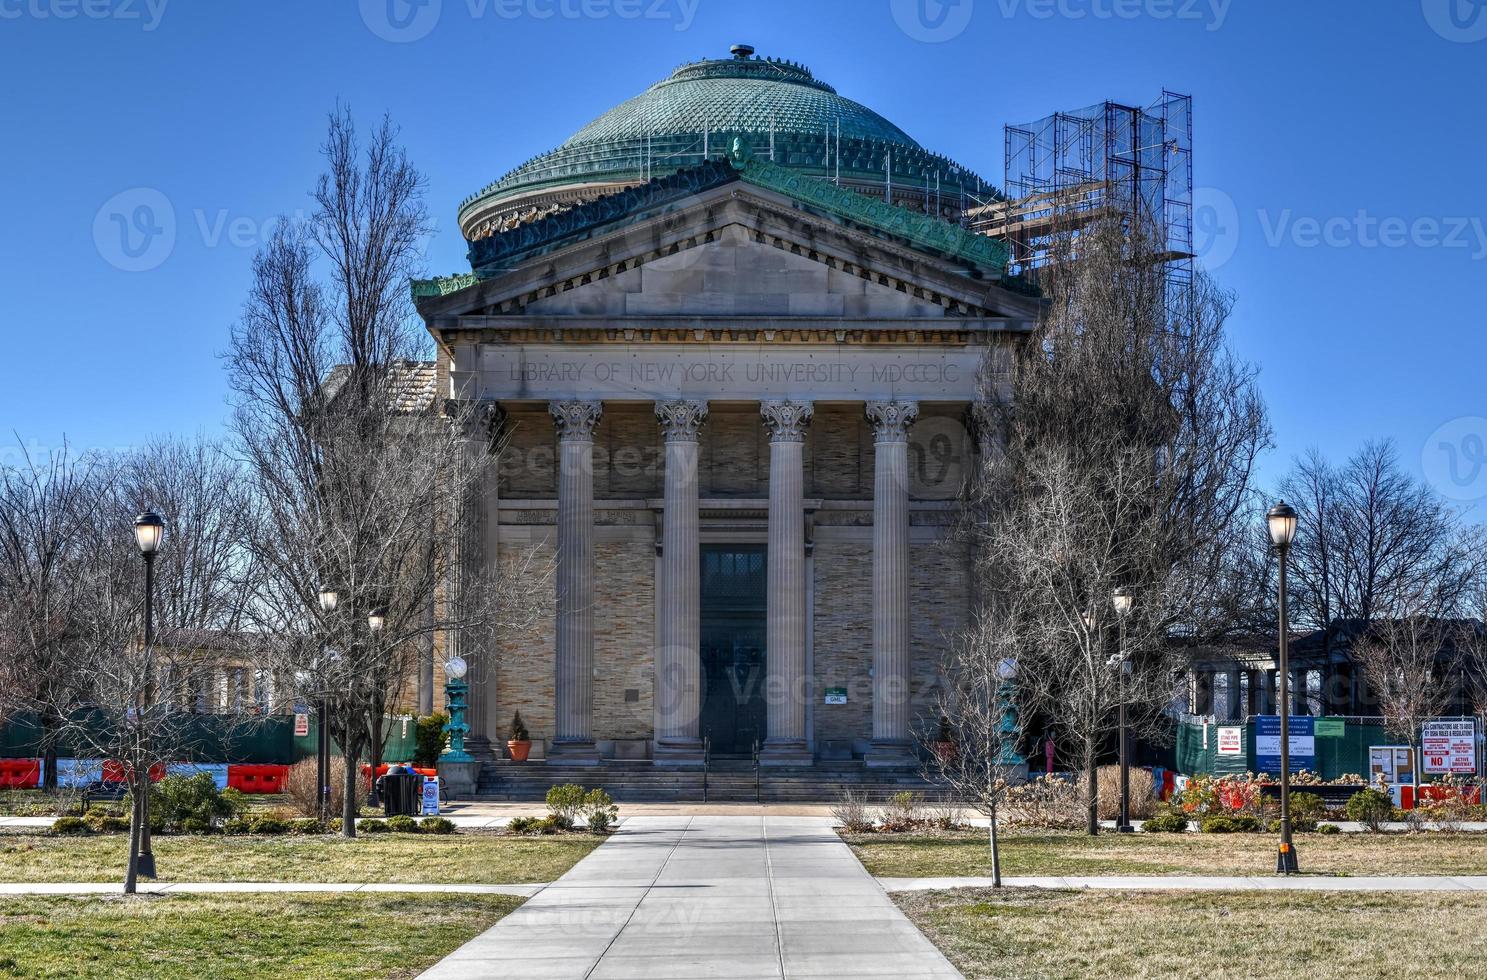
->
[419,815,963,980]
[881,874,1487,892]
[0,881,542,896]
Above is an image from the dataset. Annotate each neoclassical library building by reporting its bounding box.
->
[414,45,1039,768]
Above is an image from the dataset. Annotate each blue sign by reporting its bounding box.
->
[1254,715,1315,774]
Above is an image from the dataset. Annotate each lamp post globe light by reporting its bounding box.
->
[1267,501,1300,875]
[318,587,339,614]
[131,511,164,881]
[442,656,474,763]
[993,657,1025,772]
[368,606,387,633]
[1112,587,1135,834]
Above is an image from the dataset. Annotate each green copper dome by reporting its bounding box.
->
[458,44,991,240]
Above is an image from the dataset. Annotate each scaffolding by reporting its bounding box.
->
[971,92,1193,306]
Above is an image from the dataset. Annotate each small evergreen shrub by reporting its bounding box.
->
[1227,814,1260,833]
[420,817,456,835]
[1346,789,1394,832]
[582,788,618,833]
[291,818,328,835]
[180,817,217,835]
[149,773,245,831]
[415,713,450,766]
[1199,815,1237,833]
[247,817,290,835]
[546,784,586,828]
[359,819,389,833]
[385,815,419,834]
[1290,792,1326,825]
[222,818,252,835]
[1142,810,1189,833]
[52,817,89,835]
[506,815,540,834]
[1317,822,1341,835]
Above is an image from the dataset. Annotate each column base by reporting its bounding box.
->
[759,739,813,767]
[436,759,482,800]
[865,739,918,769]
[463,736,493,760]
[547,739,601,765]
[653,738,705,768]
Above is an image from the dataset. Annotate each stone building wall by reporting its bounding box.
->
[810,534,874,749]
[591,531,657,742]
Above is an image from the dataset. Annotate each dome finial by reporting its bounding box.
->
[730,43,754,60]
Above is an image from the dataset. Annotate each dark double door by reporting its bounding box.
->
[699,545,768,756]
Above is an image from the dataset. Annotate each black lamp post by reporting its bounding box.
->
[366,606,387,808]
[1112,587,1135,833]
[317,587,339,824]
[1267,501,1300,875]
[132,511,164,879]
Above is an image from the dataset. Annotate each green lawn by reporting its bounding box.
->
[847,828,1487,877]
[0,832,600,884]
[0,892,519,979]
[897,889,1487,980]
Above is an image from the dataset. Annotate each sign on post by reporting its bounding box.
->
[1422,719,1477,775]
[421,776,440,816]
[1313,717,1345,738]
[1216,726,1244,756]
[1370,745,1416,808]
[293,713,310,737]
[1254,715,1315,774]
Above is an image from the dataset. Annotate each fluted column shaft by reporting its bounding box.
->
[654,400,707,766]
[761,400,813,766]
[867,400,918,767]
[447,400,501,755]
[549,400,602,763]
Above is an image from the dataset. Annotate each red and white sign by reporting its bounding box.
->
[293,713,310,737]
[1422,719,1476,774]
[1216,726,1243,756]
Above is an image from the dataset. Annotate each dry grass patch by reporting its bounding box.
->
[847,828,1487,877]
[897,888,1487,980]
[0,832,599,884]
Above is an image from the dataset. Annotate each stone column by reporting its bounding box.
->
[446,399,501,756]
[866,400,918,767]
[761,400,814,767]
[653,399,707,766]
[549,400,602,764]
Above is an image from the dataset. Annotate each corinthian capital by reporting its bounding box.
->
[866,400,919,442]
[654,399,708,442]
[549,400,603,441]
[445,398,504,445]
[761,400,814,443]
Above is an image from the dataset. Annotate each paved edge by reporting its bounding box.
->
[879,874,1487,892]
[0,882,546,896]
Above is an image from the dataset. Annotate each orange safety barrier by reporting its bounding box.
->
[226,764,290,794]
[100,761,166,784]
[0,759,41,789]
[361,763,437,788]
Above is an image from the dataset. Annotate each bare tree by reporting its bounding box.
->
[929,607,1028,887]
[968,218,1270,834]
[1353,615,1455,746]
[226,108,546,837]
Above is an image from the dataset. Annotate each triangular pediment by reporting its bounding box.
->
[415,178,1041,325]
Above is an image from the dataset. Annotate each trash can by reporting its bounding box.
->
[382,766,422,816]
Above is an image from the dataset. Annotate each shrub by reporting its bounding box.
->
[1345,789,1394,832]
[926,801,966,831]
[1289,792,1326,825]
[1227,814,1261,833]
[546,784,586,828]
[1006,776,1083,829]
[147,773,244,832]
[878,791,924,832]
[509,712,530,742]
[1142,810,1189,833]
[1199,815,1238,833]
[180,817,220,835]
[582,788,618,833]
[415,713,450,767]
[284,757,347,819]
[420,817,456,835]
[95,815,131,834]
[359,819,389,833]
[1317,822,1341,835]
[287,818,325,835]
[385,815,419,834]
[506,815,540,834]
[52,817,89,835]
[536,815,563,834]
[1095,766,1157,820]
[831,787,875,833]
[247,817,290,835]
[222,818,252,835]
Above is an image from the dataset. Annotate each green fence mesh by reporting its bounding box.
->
[1175,717,1392,780]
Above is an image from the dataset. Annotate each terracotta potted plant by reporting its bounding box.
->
[933,715,956,763]
[506,711,532,763]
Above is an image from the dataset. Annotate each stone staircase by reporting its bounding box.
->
[474,758,950,803]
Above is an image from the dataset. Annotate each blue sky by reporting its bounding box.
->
[2,0,1485,504]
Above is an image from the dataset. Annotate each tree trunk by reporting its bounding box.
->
[989,807,1002,888]
[341,746,359,838]
[1085,739,1099,836]
[124,778,142,895]
[367,704,385,807]
[39,713,59,793]
[138,771,153,875]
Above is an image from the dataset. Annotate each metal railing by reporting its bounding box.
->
[752,738,762,804]
[702,733,711,804]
